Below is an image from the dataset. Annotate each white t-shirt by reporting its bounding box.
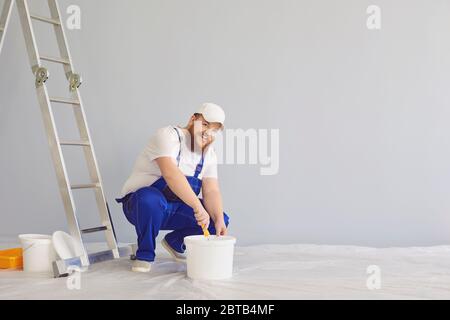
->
[120,126,218,198]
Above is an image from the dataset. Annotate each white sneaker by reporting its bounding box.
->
[161,238,186,263]
[132,260,152,273]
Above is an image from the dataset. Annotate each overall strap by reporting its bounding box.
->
[174,126,205,178]
[173,127,182,167]
[194,153,205,178]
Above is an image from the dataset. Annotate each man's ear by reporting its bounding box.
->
[186,115,196,129]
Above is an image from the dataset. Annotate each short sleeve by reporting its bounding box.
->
[145,127,181,162]
[202,147,218,179]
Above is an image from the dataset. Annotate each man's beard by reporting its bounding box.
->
[187,126,214,152]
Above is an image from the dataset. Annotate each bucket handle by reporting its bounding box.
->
[22,242,51,253]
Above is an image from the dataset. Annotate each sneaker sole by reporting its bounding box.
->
[131,261,152,273]
[161,239,186,263]
[132,267,151,273]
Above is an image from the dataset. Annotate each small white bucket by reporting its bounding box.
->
[19,234,56,273]
[184,235,237,280]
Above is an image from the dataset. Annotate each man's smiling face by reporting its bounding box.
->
[189,114,223,151]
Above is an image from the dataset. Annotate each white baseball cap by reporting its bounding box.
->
[196,103,226,126]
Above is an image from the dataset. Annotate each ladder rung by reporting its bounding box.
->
[60,140,91,147]
[30,14,61,25]
[50,97,80,105]
[81,226,108,234]
[40,55,70,65]
[71,183,101,190]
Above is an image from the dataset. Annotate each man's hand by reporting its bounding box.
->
[215,220,228,237]
[194,206,210,229]
[202,178,227,236]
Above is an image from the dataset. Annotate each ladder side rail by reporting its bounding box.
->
[0,0,14,56]
[73,96,120,257]
[47,0,73,78]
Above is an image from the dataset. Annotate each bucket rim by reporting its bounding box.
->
[18,234,53,244]
[184,235,236,246]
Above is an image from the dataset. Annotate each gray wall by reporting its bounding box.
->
[1,0,450,247]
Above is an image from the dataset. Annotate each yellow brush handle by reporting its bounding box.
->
[202,225,210,237]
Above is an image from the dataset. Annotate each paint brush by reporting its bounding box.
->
[202,225,210,238]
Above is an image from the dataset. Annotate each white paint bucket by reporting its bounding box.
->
[18,234,56,273]
[184,235,237,280]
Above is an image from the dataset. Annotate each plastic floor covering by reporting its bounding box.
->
[1,237,450,300]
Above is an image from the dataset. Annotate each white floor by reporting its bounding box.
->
[1,237,450,300]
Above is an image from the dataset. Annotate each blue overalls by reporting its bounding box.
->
[116,127,230,262]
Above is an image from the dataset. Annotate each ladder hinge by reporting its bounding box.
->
[34,67,49,87]
[67,71,82,92]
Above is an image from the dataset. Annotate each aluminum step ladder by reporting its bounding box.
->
[0,0,132,277]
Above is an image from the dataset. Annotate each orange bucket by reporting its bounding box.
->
[0,248,23,270]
